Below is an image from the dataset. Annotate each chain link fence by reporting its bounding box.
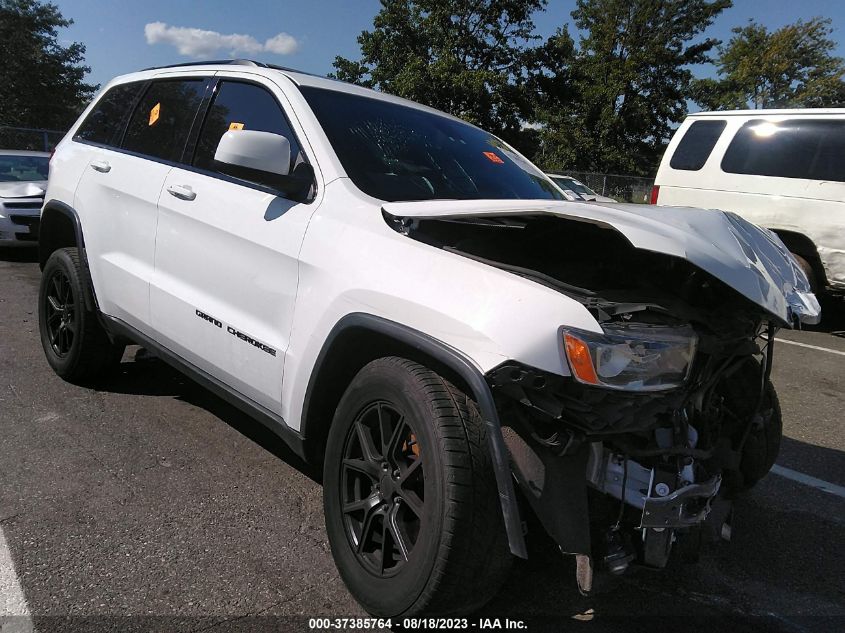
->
[557,170,654,204]
[0,126,65,152]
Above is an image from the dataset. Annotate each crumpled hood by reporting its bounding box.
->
[382,199,821,326]
[0,181,47,199]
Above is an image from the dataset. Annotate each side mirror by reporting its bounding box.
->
[213,130,313,199]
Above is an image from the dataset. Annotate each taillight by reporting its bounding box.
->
[650,185,660,204]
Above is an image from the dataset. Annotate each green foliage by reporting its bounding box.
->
[692,18,845,110]
[331,0,545,146]
[0,0,97,131]
[536,0,730,176]
[329,0,845,177]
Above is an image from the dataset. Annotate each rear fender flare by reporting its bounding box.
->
[39,200,98,312]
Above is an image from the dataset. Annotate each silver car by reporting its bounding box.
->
[547,173,617,202]
[0,150,49,246]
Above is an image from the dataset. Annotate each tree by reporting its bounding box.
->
[535,0,730,176]
[331,0,546,146]
[0,0,97,132]
[692,18,845,110]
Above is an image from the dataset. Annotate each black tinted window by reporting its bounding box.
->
[75,82,144,146]
[193,81,302,172]
[122,79,207,162]
[300,86,562,202]
[670,120,726,171]
[722,119,845,182]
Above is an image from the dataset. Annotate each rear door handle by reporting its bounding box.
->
[166,184,197,201]
[90,160,111,173]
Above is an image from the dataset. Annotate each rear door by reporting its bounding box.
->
[151,75,318,412]
[74,76,210,331]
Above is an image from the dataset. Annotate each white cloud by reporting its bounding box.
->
[144,22,299,58]
[264,32,299,55]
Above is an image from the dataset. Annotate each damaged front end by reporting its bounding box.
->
[383,200,820,593]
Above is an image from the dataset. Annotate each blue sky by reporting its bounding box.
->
[54,0,845,88]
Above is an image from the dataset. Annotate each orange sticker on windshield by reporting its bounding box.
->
[229,122,244,131]
[483,151,504,164]
[148,102,161,126]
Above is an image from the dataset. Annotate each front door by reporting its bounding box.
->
[151,77,317,413]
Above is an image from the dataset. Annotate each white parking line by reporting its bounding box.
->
[0,525,33,633]
[777,338,845,357]
[771,465,845,499]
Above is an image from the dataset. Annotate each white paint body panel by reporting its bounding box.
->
[654,110,845,291]
[280,179,601,428]
[152,168,313,412]
[74,147,170,331]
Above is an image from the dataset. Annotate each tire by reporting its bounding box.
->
[38,247,125,384]
[791,253,818,294]
[719,359,783,492]
[323,357,511,617]
[739,379,782,489]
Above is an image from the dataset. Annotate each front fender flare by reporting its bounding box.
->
[301,313,527,558]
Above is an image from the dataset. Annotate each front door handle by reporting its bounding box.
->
[167,184,197,201]
[90,160,111,173]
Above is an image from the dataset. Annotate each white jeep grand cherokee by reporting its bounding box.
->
[38,60,820,617]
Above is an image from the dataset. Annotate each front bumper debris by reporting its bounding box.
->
[640,476,721,529]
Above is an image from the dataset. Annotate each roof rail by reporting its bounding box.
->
[140,59,322,78]
[141,59,259,71]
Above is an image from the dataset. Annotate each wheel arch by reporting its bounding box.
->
[300,313,527,558]
[770,229,827,288]
[39,201,98,312]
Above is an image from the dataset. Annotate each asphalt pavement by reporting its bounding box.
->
[1,250,843,633]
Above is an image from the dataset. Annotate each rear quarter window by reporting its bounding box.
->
[721,119,845,182]
[669,120,726,171]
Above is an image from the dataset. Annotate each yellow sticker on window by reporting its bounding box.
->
[148,102,161,126]
[229,122,245,131]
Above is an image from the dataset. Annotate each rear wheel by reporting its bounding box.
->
[38,248,124,384]
[323,357,511,616]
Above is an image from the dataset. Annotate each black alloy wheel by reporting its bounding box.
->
[43,268,76,357]
[323,357,512,617]
[38,247,125,384]
[341,401,425,577]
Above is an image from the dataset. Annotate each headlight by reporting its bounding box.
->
[561,323,697,391]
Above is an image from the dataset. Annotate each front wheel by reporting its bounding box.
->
[719,359,782,493]
[323,357,511,617]
[791,253,818,294]
[38,248,124,384]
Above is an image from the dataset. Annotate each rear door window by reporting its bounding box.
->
[669,120,726,171]
[721,119,845,182]
[74,82,144,147]
[121,79,208,163]
[192,81,303,173]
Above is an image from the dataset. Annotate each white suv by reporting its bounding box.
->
[38,60,820,617]
[654,109,845,297]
